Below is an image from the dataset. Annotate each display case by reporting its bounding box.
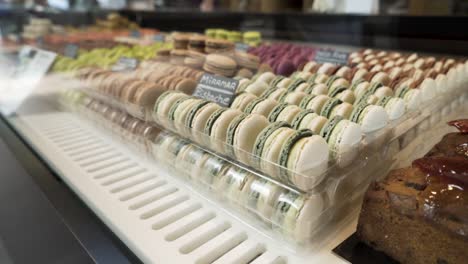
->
[1,9,467,264]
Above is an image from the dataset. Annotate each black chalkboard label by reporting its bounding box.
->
[64,44,79,58]
[193,74,239,107]
[314,49,350,65]
[112,57,138,71]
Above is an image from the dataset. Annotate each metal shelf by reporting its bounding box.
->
[8,104,353,264]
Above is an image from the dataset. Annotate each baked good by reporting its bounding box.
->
[189,101,221,142]
[244,81,269,96]
[203,54,237,77]
[205,108,243,153]
[281,91,308,105]
[188,35,206,53]
[279,130,329,189]
[244,98,278,118]
[350,103,389,133]
[320,116,362,167]
[377,96,406,120]
[205,38,234,54]
[291,110,328,134]
[357,120,468,264]
[272,190,327,241]
[172,33,190,49]
[272,104,302,124]
[231,92,257,111]
[231,114,269,164]
[299,94,329,113]
[153,91,189,126]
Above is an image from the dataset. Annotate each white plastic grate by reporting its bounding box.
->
[9,111,352,264]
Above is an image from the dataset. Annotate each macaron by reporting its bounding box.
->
[231,114,270,164]
[320,116,362,167]
[319,98,343,118]
[189,102,222,143]
[395,86,421,111]
[305,83,328,95]
[215,166,255,205]
[205,38,235,53]
[197,154,229,187]
[206,108,243,153]
[231,92,258,111]
[175,144,207,179]
[278,129,329,189]
[244,97,278,117]
[244,81,269,96]
[281,91,308,105]
[291,110,328,134]
[302,94,330,113]
[329,102,354,119]
[419,78,437,102]
[235,51,260,70]
[255,72,276,84]
[270,75,286,88]
[243,177,284,218]
[272,191,326,241]
[260,126,297,179]
[152,91,189,125]
[130,83,166,119]
[286,78,306,92]
[276,78,293,89]
[172,98,203,133]
[274,105,303,124]
[377,96,406,120]
[252,122,290,169]
[263,88,288,102]
[203,54,237,77]
[334,89,356,104]
[350,103,389,133]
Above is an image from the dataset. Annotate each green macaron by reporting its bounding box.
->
[203,108,227,135]
[268,103,289,122]
[320,115,344,143]
[320,98,342,118]
[278,129,313,182]
[291,109,315,130]
[252,121,290,168]
[299,94,317,109]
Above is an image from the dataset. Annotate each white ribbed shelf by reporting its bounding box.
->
[9,109,352,264]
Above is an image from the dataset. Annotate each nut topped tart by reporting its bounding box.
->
[357,119,468,264]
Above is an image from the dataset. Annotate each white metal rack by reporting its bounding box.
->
[9,106,353,264]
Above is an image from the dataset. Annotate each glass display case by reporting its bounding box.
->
[1,7,467,264]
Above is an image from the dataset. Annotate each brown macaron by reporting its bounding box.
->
[172,33,190,49]
[188,35,206,53]
[203,54,238,77]
[205,38,235,53]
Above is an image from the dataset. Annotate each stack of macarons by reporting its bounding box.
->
[233,71,393,134]
[76,94,161,154]
[248,43,316,76]
[76,63,201,120]
[153,91,332,190]
[153,131,327,241]
[346,49,467,105]
[205,28,262,47]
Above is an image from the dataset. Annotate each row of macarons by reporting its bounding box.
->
[348,49,460,72]
[64,90,322,241]
[152,91,364,190]
[75,63,204,117]
[233,71,398,131]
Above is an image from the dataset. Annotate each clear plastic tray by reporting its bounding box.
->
[60,86,468,245]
